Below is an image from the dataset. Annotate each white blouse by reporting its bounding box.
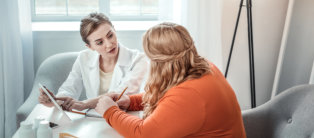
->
[98,70,113,95]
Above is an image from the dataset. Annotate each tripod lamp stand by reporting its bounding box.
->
[224,0,256,108]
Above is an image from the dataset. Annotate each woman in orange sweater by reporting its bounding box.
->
[95,22,246,138]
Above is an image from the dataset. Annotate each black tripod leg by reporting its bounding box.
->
[225,0,245,77]
[247,0,256,108]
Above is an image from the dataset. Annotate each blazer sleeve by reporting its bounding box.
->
[113,54,149,95]
[56,56,84,100]
[103,87,205,138]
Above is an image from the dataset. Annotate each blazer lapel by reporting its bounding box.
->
[109,44,130,92]
[87,50,100,98]
[110,65,123,92]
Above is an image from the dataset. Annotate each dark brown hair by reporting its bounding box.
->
[80,12,113,45]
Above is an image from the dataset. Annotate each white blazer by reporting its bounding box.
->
[56,44,149,100]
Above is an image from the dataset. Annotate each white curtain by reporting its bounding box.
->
[0,0,34,137]
[181,0,223,71]
[19,0,35,100]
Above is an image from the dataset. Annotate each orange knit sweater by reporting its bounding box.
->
[103,63,246,138]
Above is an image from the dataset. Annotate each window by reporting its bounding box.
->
[31,0,159,21]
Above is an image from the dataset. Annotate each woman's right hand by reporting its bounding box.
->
[105,93,131,110]
[38,87,55,107]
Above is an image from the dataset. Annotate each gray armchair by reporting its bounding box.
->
[16,52,86,125]
[242,84,314,138]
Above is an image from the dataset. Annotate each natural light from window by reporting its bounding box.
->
[31,0,179,31]
[33,0,159,21]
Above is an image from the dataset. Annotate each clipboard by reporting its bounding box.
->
[38,83,72,122]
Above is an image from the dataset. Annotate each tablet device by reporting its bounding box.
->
[38,83,72,121]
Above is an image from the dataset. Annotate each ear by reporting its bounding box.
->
[86,44,94,51]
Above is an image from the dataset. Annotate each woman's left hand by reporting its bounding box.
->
[95,96,118,116]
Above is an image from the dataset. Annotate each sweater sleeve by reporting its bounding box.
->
[128,94,144,111]
[103,87,205,138]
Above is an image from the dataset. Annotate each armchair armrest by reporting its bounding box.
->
[242,106,270,138]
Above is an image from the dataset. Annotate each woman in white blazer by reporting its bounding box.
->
[38,12,148,111]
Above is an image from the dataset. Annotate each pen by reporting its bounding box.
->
[69,110,86,115]
[117,87,128,101]
[69,87,128,115]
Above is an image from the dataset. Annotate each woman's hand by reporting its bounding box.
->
[105,93,131,110]
[56,97,88,111]
[38,87,55,107]
[95,96,118,115]
[81,97,100,109]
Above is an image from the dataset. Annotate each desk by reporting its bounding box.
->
[13,104,141,138]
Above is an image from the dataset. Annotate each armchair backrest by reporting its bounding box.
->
[242,84,314,138]
[33,52,86,100]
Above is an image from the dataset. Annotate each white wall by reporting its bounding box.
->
[221,0,289,109]
[275,0,314,94]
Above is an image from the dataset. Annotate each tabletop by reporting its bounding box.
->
[13,104,142,138]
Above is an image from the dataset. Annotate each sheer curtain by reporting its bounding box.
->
[181,0,223,70]
[19,0,35,100]
[158,0,223,70]
[0,0,34,137]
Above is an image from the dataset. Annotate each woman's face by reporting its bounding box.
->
[86,23,118,58]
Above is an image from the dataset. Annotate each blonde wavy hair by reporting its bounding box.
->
[142,22,211,118]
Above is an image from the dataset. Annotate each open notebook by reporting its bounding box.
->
[86,109,102,118]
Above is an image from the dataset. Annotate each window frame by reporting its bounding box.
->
[31,0,159,22]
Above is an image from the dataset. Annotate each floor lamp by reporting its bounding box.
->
[224,0,256,108]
